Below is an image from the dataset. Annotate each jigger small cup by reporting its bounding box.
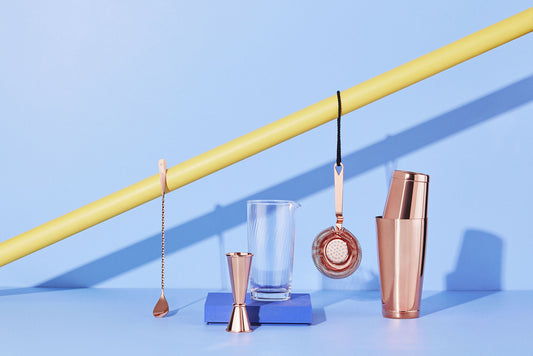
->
[226,252,253,333]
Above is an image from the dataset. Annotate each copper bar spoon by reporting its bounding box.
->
[153,159,169,318]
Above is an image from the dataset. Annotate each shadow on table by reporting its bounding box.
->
[167,296,206,317]
[311,270,381,325]
[311,289,381,326]
[421,229,503,317]
[312,308,327,325]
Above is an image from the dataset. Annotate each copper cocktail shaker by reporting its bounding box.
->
[376,170,429,319]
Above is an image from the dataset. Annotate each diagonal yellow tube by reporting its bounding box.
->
[1,8,533,267]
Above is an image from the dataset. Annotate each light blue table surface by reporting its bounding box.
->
[0,288,531,355]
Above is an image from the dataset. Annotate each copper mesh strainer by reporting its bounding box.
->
[312,164,362,279]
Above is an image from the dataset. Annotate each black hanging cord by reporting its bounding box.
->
[336,90,342,166]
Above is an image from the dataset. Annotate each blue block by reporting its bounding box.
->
[204,292,312,324]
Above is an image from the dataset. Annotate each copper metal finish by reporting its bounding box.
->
[153,159,169,318]
[312,164,362,279]
[384,170,429,219]
[226,252,253,333]
[334,163,344,230]
[377,169,429,319]
[376,217,427,319]
[312,226,362,279]
[153,290,169,318]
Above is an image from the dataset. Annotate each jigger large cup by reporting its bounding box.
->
[226,252,253,333]
[376,170,429,319]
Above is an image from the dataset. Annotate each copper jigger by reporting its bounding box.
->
[226,252,253,333]
[377,170,429,319]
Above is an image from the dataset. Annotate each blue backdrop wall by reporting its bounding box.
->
[1,1,532,291]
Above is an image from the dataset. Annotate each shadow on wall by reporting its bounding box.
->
[421,229,503,316]
[38,75,533,288]
[446,229,503,290]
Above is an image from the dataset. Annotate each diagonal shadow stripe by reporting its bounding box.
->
[38,75,533,287]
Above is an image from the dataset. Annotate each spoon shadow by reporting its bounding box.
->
[166,296,205,317]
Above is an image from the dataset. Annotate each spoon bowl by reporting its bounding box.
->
[153,290,169,318]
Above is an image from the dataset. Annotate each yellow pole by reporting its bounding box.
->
[1,8,533,267]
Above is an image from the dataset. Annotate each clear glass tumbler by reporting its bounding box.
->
[247,200,300,301]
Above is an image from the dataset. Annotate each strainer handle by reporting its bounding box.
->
[334,163,344,229]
